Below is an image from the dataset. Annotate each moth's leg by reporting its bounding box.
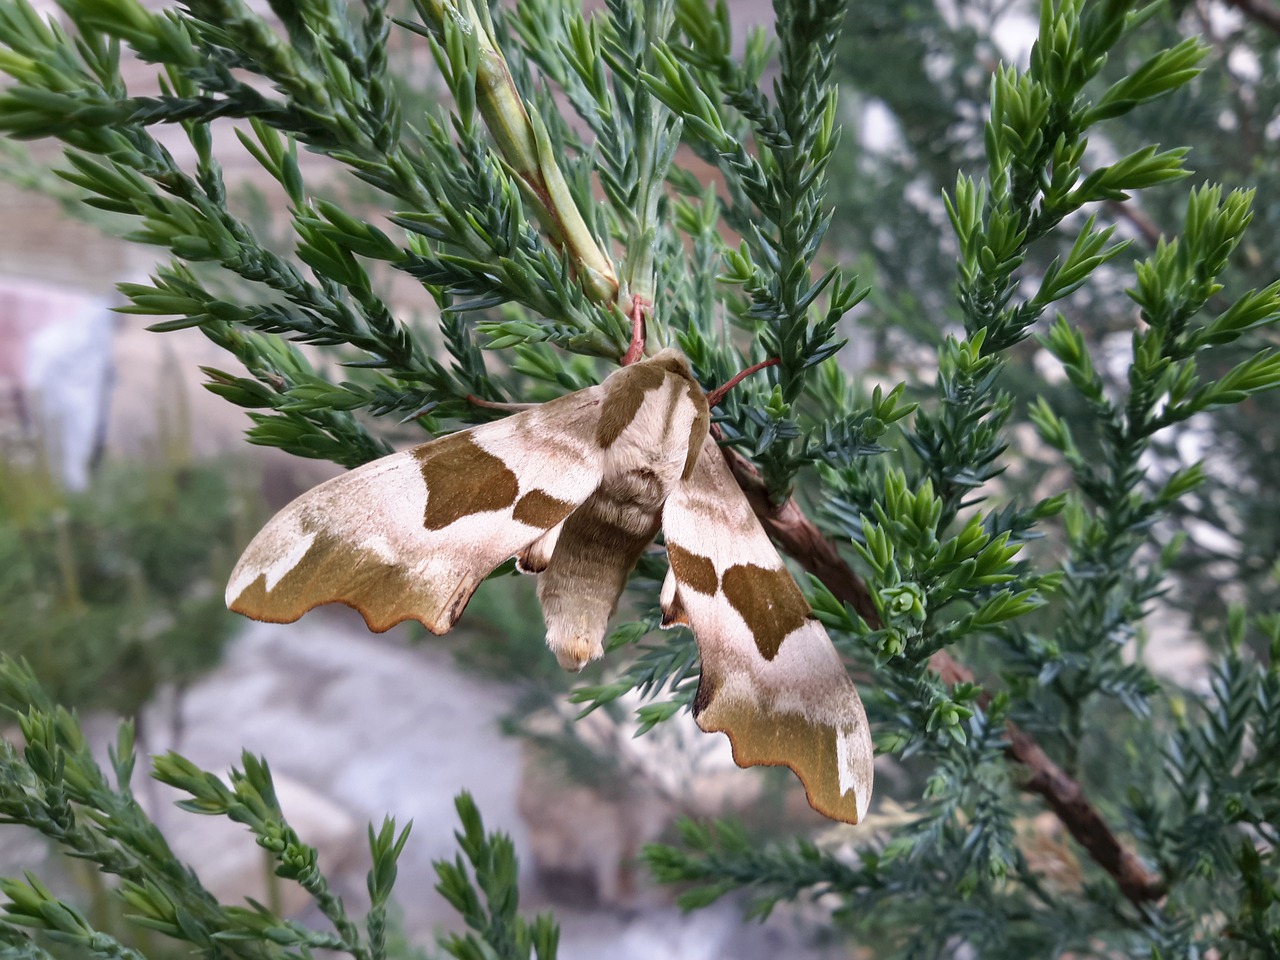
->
[517,520,564,574]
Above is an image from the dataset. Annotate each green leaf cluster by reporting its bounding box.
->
[0,454,244,717]
[4,0,1280,956]
[0,657,547,960]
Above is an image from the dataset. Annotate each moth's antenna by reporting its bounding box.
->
[705,357,780,408]
[620,295,651,366]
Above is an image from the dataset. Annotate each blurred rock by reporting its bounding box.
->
[0,278,114,489]
[133,615,532,932]
[101,616,838,959]
[519,743,674,908]
[517,694,762,909]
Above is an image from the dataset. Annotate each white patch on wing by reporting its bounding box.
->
[365,454,430,552]
[264,529,317,591]
[227,525,317,602]
[360,533,396,563]
[471,392,603,496]
[675,594,855,718]
[836,726,856,794]
[837,724,872,822]
[659,564,678,611]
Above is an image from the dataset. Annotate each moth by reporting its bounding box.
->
[226,349,873,822]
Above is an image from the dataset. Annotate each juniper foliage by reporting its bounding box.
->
[1,0,1279,957]
[0,455,242,718]
[0,656,544,960]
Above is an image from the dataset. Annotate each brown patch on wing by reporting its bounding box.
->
[681,382,711,479]
[695,690,868,824]
[594,363,666,447]
[513,489,576,528]
[416,433,519,531]
[720,564,810,660]
[666,543,718,596]
[691,671,719,715]
[229,528,477,634]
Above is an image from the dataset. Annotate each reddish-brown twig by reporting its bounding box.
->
[705,357,781,408]
[620,296,651,366]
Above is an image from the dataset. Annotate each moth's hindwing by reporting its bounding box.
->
[661,436,874,823]
[226,388,608,634]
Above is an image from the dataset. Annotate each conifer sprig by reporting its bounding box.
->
[4,0,1280,955]
[0,657,546,960]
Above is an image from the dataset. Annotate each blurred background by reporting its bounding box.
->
[2,0,1276,957]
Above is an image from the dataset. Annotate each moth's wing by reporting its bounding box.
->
[661,436,874,823]
[227,388,607,634]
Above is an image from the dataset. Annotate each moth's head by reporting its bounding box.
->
[643,347,696,383]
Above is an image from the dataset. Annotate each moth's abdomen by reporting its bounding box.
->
[536,474,666,671]
[536,351,710,671]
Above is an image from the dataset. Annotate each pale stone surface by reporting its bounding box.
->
[0,279,115,488]
[140,615,532,932]
[115,616,833,959]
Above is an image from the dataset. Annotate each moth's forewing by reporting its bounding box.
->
[227,390,607,633]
